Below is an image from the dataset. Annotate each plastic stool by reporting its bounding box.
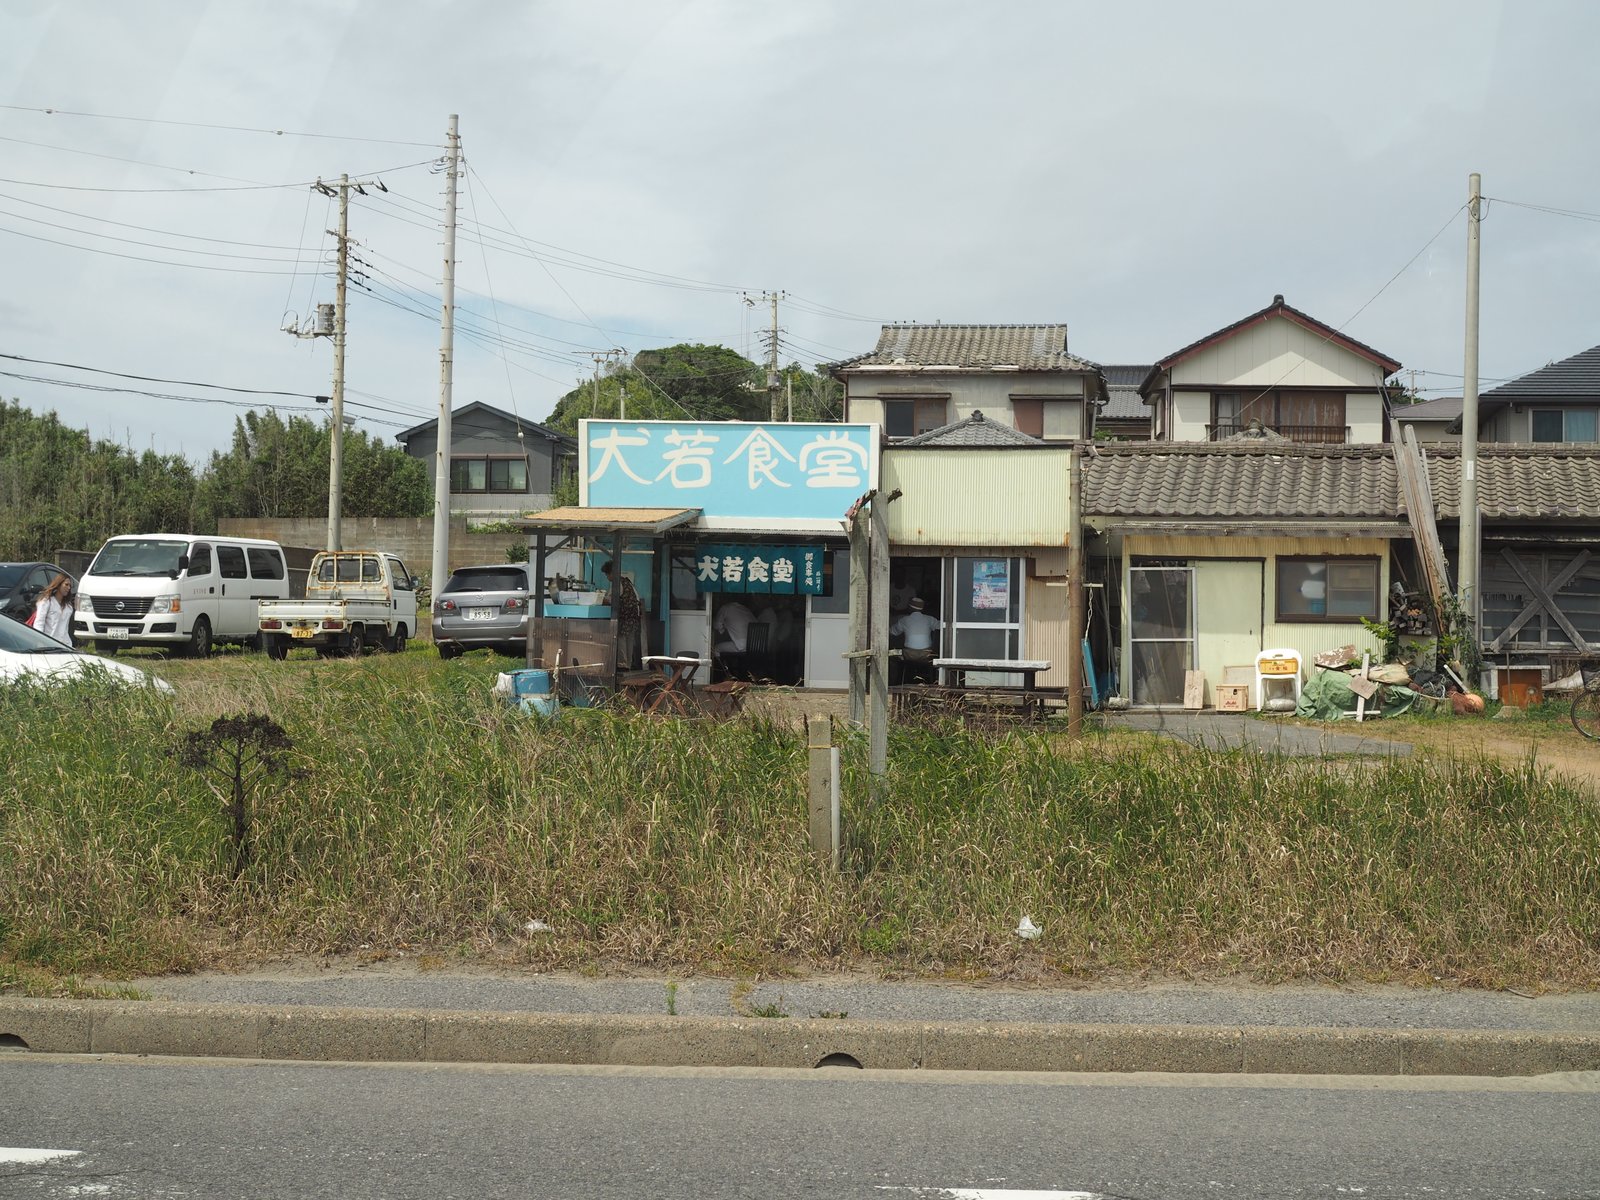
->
[1255,648,1303,711]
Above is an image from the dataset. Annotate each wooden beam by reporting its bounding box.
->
[1493,549,1592,653]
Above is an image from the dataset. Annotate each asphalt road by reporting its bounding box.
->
[3,1055,1598,1199]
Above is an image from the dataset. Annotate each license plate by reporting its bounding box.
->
[291,627,315,639]
[465,608,497,621]
[106,626,129,640]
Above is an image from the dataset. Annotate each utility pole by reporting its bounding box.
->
[583,349,625,417]
[744,291,785,420]
[1067,443,1085,738]
[1458,172,1482,641]
[328,172,350,552]
[286,171,387,551]
[430,114,461,601]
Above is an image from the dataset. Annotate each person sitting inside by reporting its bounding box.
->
[890,596,942,684]
[713,599,755,679]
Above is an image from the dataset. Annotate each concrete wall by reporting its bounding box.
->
[218,516,524,584]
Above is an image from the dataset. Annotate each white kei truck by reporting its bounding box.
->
[258,550,420,659]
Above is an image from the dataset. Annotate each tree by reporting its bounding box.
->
[543,344,765,433]
[195,410,430,521]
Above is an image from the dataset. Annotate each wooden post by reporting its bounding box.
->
[807,715,838,867]
[847,510,869,727]
[869,497,890,778]
[529,532,547,667]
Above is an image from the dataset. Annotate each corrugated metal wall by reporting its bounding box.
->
[884,449,1071,546]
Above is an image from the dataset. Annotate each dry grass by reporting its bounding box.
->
[2,647,1598,990]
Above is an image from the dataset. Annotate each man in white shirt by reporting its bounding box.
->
[890,597,942,684]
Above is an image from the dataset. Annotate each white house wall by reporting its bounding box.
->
[1118,534,1389,706]
[1170,317,1387,390]
[1167,388,1385,444]
[849,371,1088,439]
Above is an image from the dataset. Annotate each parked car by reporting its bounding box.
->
[432,563,533,658]
[0,613,174,692]
[0,561,77,625]
[75,533,290,657]
[259,550,419,658]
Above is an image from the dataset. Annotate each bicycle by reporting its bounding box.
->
[1572,666,1600,740]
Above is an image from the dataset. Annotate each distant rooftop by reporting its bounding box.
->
[833,323,1100,373]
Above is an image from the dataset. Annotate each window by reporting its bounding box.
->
[389,559,415,590]
[883,398,947,439]
[1012,399,1044,438]
[217,545,248,579]
[1531,408,1599,443]
[1211,391,1347,442]
[1276,557,1379,621]
[247,548,285,580]
[187,543,212,577]
[450,455,528,493]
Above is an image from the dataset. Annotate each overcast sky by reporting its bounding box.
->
[4,1,1598,460]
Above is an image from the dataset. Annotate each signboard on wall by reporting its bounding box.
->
[694,544,824,595]
[581,420,877,520]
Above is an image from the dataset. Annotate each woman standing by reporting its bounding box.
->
[31,573,76,645]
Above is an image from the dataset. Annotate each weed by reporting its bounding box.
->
[749,997,788,1019]
[179,712,297,880]
[665,979,678,1016]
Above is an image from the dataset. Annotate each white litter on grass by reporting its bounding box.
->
[524,920,554,934]
[0,1148,81,1164]
[1015,915,1042,940]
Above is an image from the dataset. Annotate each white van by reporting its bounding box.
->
[75,534,291,656]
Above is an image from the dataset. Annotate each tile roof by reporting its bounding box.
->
[1143,295,1401,392]
[1083,443,1399,520]
[1394,396,1462,423]
[898,410,1046,448]
[833,324,1099,373]
[395,401,572,446]
[1425,446,1600,520]
[1101,364,1153,422]
[1482,345,1600,400]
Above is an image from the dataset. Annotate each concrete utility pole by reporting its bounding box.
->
[1458,172,1482,633]
[286,171,385,551]
[1067,443,1085,738]
[744,291,785,421]
[430,115,462,600]
[584,349,624,417]
[327,173,351,552]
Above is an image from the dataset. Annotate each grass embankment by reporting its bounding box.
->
[2,650,1597,989]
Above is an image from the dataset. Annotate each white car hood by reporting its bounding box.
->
[0,648,175,693]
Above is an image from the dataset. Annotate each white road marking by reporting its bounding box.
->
[882,1190,1111,1200]
[0,1146,82,1164]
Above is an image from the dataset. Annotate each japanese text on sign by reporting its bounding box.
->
[694,545,824,595]
[582,421,877,519]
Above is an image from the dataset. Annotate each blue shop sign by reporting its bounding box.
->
[694,545,825,595]
[581,420,878,519]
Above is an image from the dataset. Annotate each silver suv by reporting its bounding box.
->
[432,563,533,659]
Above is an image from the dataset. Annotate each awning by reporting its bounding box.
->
[514,506,701,536]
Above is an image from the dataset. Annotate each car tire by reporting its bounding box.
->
[387,625,408,654]
[346,624,366,657]
[265,633,289,661]
[96,640,120,656]
[437,641,462,660]
[186,617,213,658]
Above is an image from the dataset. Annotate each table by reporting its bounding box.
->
[932,658,1053,720]
[638,654,708,715]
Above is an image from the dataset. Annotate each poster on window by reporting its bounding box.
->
[971,559,1009,610]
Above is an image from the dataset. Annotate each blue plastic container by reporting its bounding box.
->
[510,669,553,697]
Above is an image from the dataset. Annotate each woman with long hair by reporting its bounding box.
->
[31,572,76,645]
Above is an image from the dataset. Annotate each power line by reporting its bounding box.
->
[0,203,317,263]
[0,188,320,250]
[0,351,325,399]
[0,102,439,148]
[0,156,438,195]
[0,221,306,274]
[1485,196,1600,224]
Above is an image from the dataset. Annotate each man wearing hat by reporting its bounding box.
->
[891,596,943,684]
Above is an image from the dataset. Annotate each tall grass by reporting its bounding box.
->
[2,655,1597,986]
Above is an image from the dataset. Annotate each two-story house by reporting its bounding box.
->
[1448,344,1600,444]
[395,401,576,520]
[1142,295,1401,444]
[832,323,1108,443]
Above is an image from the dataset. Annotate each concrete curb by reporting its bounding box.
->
[5,999,1600,1076]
